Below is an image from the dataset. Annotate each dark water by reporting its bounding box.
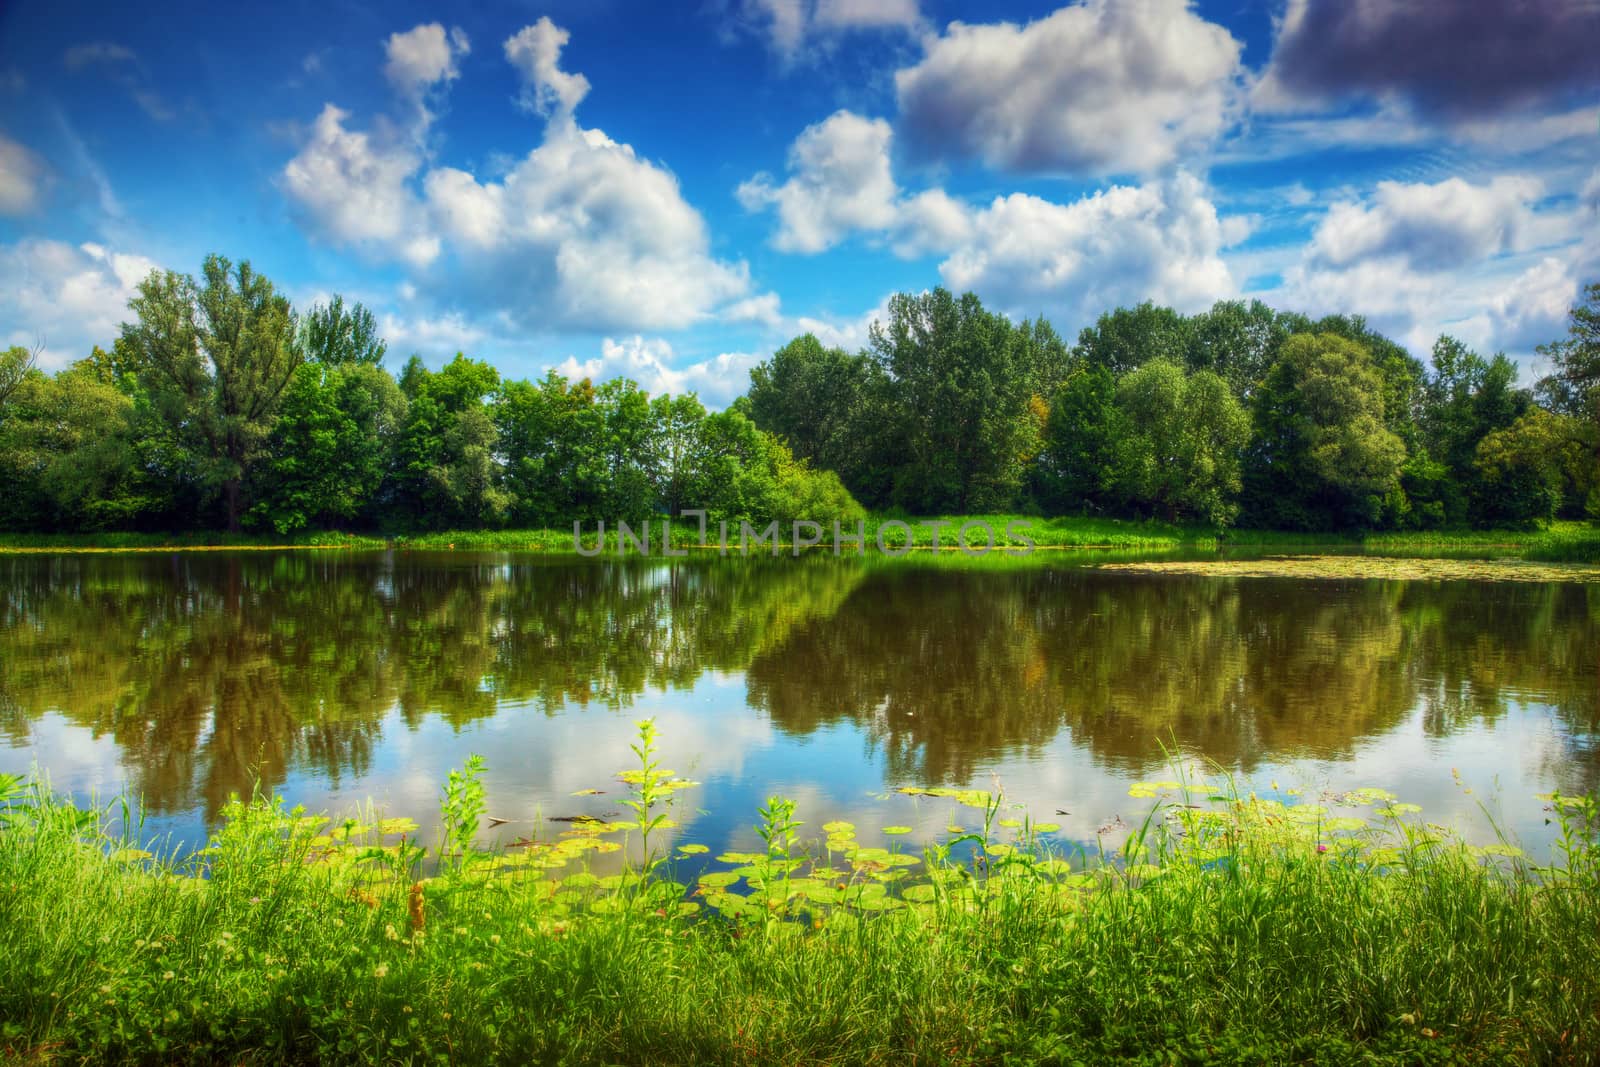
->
[1,551,1596,857]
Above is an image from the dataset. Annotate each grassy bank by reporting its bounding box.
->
[3,726,1598,1065]
[3,516,1598,561]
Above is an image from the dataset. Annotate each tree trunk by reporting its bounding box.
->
[224,478,243,533]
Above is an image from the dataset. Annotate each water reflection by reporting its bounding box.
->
[0,552,1595,830]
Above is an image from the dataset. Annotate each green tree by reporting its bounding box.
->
[594,378,656,521]
[496,372,604,526]
[744,334,896,507]
[1417,337,1530,525]
[393,354,507,529]
[0,359,154,530]
[869,288,1041,512]
[1035,366,1123,514]
[1185,300,1291,399]
[247,362,404,533]
[1114,360,1249,525]
[0,344,37,411]
[119,255,302,530]
[1475,407,1598,523]
[1243,333,1407,529]
[647,392,709,517]
[1074,302,1192,377]
[1536,283,1600,504]
[298,295,387,367]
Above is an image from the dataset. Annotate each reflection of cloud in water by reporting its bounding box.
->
[0,552,1595,859]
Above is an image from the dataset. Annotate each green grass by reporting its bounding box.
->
[3,726,1599,1065]
[2,516,1598,562]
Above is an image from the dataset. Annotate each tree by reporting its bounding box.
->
[119,255,301,530]
[299,295,387,367]
[0,359,154,530]
[393,354,506,529]
[1185,300,1291,399]
[1035,366,1123,514]
[744,334,896,507]
[1475,408,1597,524]
[496,371,603,526]
[0,343,38,411]
[594,378,656,521]
[247,362,404,533]
[868,288,1041,512]
[1243,333,1407,529]
[1416,336,1529,525]
[1074,302,1192,377]
[1536,283,1600,498]
[647,392,709,517]
[1113,360,1249,526]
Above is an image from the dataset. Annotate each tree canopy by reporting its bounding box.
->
[1,253,1591,536]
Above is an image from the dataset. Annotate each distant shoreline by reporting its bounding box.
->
[2,515,1595,562]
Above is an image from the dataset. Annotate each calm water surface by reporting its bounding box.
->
[1,551,1595,858]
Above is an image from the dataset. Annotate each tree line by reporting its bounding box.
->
[0,255,860,534]
[1,253,1595,534]
[743,287,1600,529]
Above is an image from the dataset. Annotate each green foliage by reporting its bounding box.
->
[119,255,302,531]
[1475,407,1598,524]
[869,289,1061,512]
[1244,333,1407,530]
[0,344,36,410]
[4,260,1594,538]
[1,740,1598,1064]
[1113,360,1250,526]
[439,754,487,863]
[0,360,156,530]
[247,362,404,533]
[297,295,387,367]
[1537,281,1600,412]
[1075,300,1193,376]
[393,354,508,529]
[1035,365,1123,514]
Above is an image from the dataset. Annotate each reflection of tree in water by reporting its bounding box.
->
[0,552,865,817]
[1,553,1595,813]
[746,567,1599,785]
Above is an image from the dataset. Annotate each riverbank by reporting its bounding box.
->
[2,516,1597,561]
[2,732,1598,1066]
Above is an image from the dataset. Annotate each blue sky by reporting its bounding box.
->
[1,0,1596,406]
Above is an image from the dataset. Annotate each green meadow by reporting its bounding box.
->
[3,722,1598,1065]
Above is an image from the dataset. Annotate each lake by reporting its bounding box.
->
[1,550,1595,860]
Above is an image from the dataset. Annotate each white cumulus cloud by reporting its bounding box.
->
[936,171,1241,322]
[1305,176,1542,272]
[733,0,923,62]
[1489,257,1580,353]
[0,239,160,367]
[281,104,439,267]
[383,24,469,99]
[894,0,1243,175]
[736,111,899,254]
[552,336,760,409]
[281,19,751,336]
[1274,174,1582,358]
[504,18,591,117]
